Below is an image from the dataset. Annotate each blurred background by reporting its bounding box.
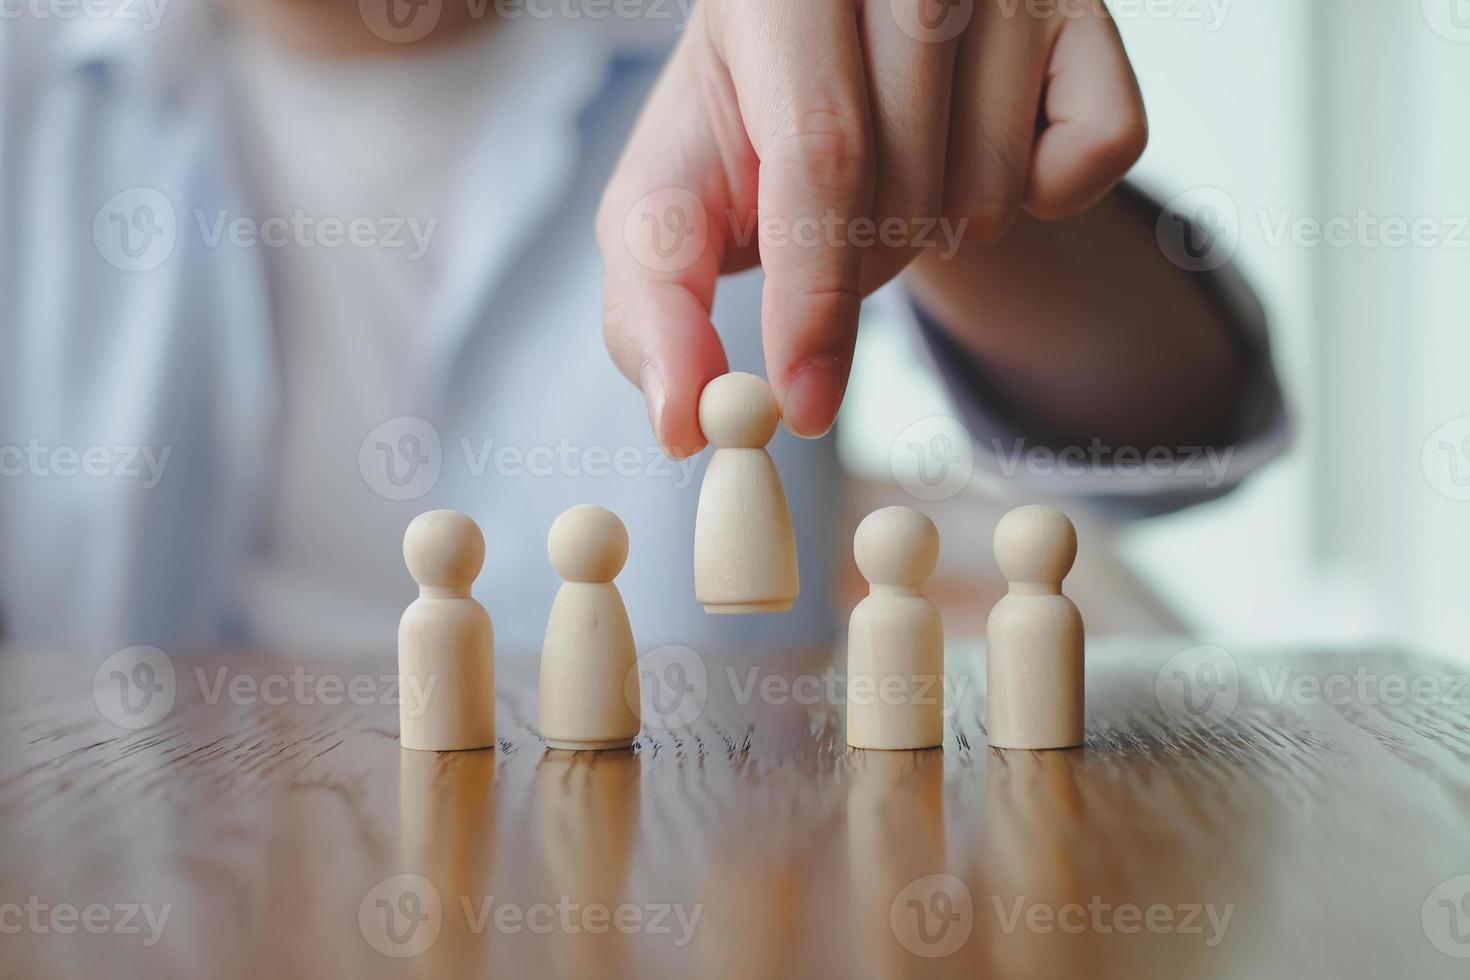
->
[3,0,1467,660]
[844,0,1470,662]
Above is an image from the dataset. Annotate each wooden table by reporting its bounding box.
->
[3,641,1469,979]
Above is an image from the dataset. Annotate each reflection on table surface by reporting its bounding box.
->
[1,641,1468,979]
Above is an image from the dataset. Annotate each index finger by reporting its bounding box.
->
[715,0,875,438]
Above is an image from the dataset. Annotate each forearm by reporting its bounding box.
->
[903,188,1245,451]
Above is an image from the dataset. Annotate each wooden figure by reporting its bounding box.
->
[846,506,945,750]
[985,504,1085,750]
[693,372,799,614]
[538,505,641,750]
[398,509,495,751]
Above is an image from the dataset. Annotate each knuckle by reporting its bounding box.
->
[947,128,1026,240]
[962,196,1021,243]
[877,176,943,224]
[771,104,872,193]
[773,272,864,322]
[915,179,945,222]
[799,277,863,303]
[1091,113,1150,175]
[602,300,637,355]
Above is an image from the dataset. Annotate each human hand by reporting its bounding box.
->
[598,0,1147,455]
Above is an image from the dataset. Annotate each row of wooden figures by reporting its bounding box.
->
[400,371,1082,752]
[398,500,1085,754]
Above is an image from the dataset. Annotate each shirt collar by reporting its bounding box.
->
[49,0,211,102]
[421,20,620,394]
[47,4,646,105]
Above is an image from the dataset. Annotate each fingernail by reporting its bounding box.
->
[783,356,844,439]
[640,363,669,451]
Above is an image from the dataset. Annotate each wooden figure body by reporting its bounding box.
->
[693,372,799,614]
[847,506,945,750]
[538,505,641,750]
[398,510,495,751]
[985,505,1085,750]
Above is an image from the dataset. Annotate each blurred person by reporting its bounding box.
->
[0,0,1284,654]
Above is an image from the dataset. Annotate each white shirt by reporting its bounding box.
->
[194,17,840,655]
[225,26,509,650]
[0,9,1283,653]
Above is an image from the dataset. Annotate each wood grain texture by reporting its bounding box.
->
[2,641,1469,979]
